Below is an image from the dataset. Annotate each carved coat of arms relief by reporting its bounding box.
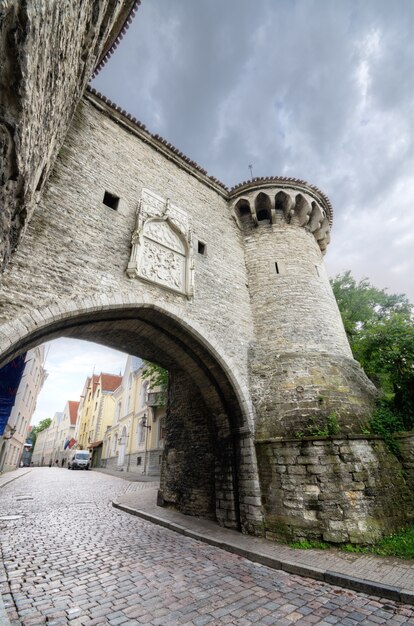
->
[127,188,194,297]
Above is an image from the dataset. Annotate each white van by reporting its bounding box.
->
[68,450,91,470]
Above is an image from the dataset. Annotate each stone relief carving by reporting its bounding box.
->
[139,228,186,292]
[144,221,185,254]
[127,188,194,297]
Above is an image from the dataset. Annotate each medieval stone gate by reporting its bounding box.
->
[1,1,413,543]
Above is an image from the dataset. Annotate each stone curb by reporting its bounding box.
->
[0,469,31,489]
[113,501,414,606]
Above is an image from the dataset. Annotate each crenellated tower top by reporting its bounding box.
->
[229,177,332,253]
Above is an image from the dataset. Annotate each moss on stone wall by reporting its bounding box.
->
[256,434,414,544]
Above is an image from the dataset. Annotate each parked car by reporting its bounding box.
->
[68,450,91,470]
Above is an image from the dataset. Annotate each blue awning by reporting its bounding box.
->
[0,355,26,436]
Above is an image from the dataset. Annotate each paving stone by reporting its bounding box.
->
[1,469,414,626]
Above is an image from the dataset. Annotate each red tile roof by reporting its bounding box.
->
[68,401,80,425]
[100,373,123,392]
[89,374,99,394]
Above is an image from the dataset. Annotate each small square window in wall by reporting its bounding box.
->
[103,191,120,210]
[137,457,142,466]
[198,241,207,255]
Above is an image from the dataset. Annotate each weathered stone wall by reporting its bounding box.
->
[256,435,414,544]
[0,88,406,544]
[159,369,217,522]
[239,205,376,437]
[0,95,254,397]
[0,93,262,531]
[0,0,136,270]
[397,434,414,489]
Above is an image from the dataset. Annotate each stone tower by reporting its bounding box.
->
[230,178,377,439]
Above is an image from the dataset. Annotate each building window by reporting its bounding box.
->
[112,433,118,455]
[137,457,142,466]
[103,191,120,211]
[140,382,148,408]
[137,419,145,445]
[197,241,206,255]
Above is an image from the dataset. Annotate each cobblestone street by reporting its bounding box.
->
[1,469,414,626]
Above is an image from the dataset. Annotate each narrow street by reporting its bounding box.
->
[1,469,413,626]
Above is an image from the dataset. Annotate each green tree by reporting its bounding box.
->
[30,417,52,448]
[330,272,414,432]
[142,361,169,405]
[330,270,411,345]
[354,314,414,428]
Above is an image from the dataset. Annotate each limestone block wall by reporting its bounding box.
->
[0,94,255,443]
[160,370,218,523]
[256,435,414,544]
[230,184,376,437]
[397,434,414,487]
[0,1,137,270]
[0,93,263,532]
[0,86,403,543]
[0,94,254,403]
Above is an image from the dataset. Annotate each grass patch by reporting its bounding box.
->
[342,525,414,560]
[289,539,330,550]
[340,543,370,555]
[289,526,414,559]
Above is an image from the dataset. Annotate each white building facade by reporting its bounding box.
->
[0,346,47,472]
[102,357,166,476]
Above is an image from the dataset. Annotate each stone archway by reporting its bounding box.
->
[0,295,262,534]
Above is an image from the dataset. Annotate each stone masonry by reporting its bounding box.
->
[0,7,412,543]
[256,434,414,544]
[0,0,137,270]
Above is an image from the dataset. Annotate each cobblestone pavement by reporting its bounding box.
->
[1,469,414,626]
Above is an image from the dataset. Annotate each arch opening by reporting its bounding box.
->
[254,193,272,224]
[0,304,250,532]
[293,193,312,226]
[274,190,292,219]
[234,198,254,230]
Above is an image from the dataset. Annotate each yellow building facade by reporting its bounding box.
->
[75,375,98,451]
[102,356,166,476]
[74,372,122,466]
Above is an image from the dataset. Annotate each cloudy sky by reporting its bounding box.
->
[92,0,414,300]
[32,0,413,425]
[32,339,127,426]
